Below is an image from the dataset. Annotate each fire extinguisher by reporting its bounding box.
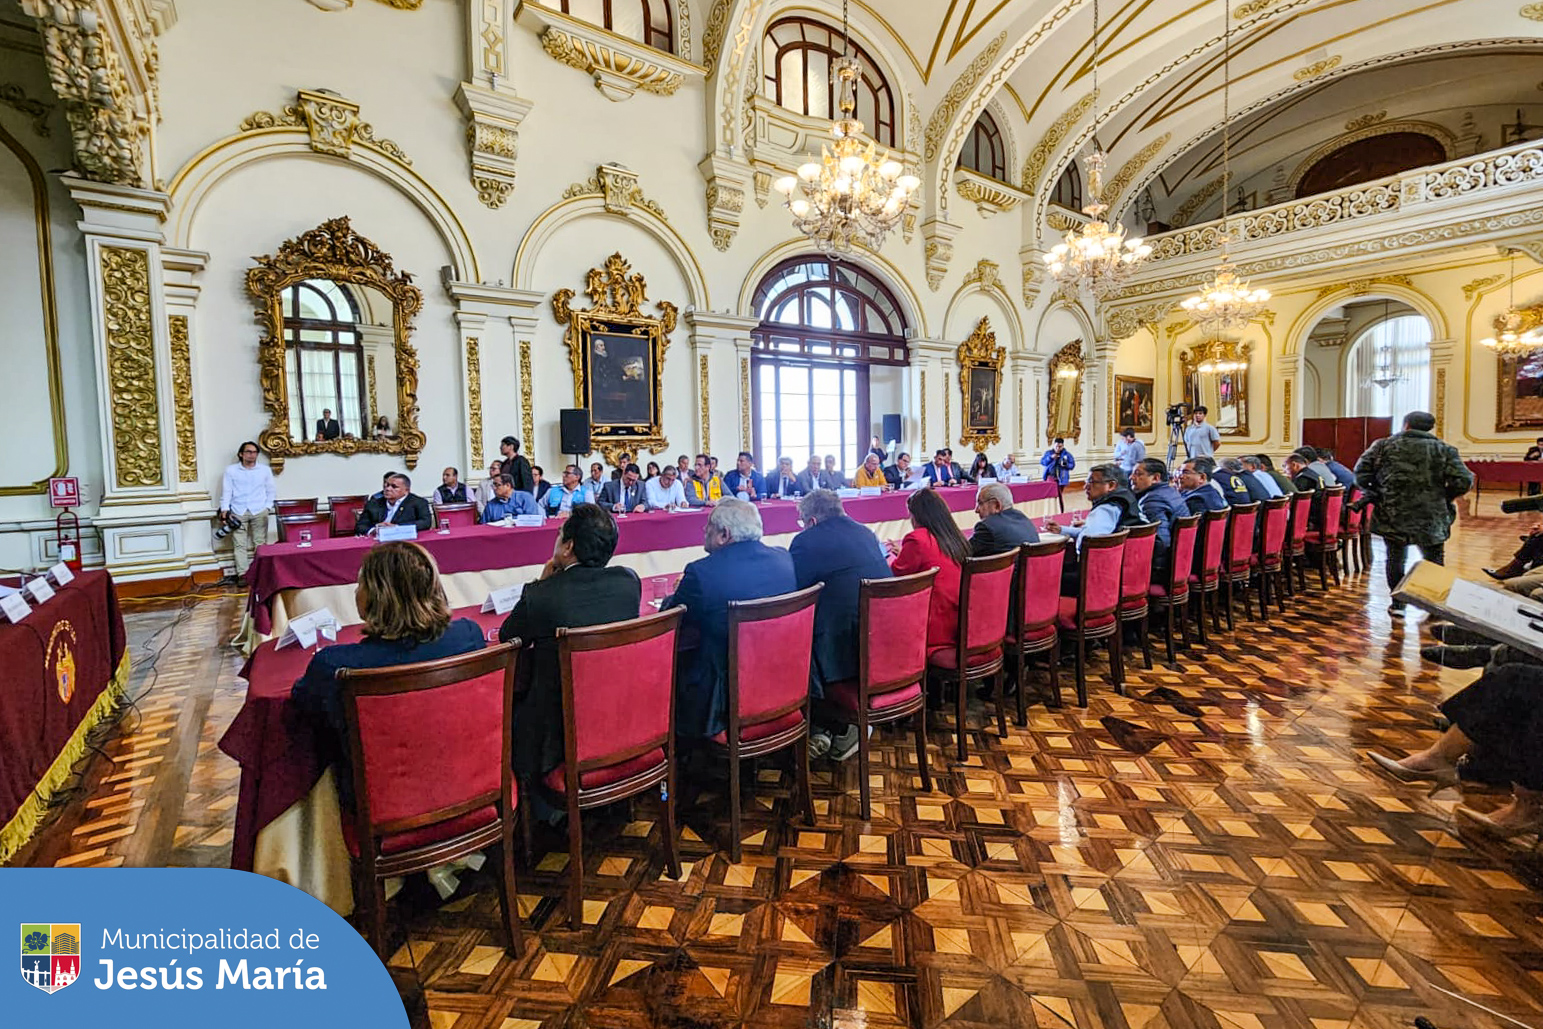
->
[55,509,83,574]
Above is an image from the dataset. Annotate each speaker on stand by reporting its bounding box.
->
[559,409,591,467]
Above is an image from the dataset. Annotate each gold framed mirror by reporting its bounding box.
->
[958,316,1005,451]
[246,216,426,473]
[1046,339,1084,443]
[1181,338,1251,436]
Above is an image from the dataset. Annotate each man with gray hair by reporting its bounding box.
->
[971,482,1039,556]
[1221,456,1271,503]
[1240,455,1284,498]
[665,498,798,740]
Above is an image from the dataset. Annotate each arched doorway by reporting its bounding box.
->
[749,256,910,476]
[1299,298,1431,422]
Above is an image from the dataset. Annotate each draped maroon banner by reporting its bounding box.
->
[244,482,1061,633]
[0,571,126,843]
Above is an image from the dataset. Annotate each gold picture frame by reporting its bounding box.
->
[552,253,677,465]
[246,217,425,473]
[1180,338,1251,437]
[957,316,1005,450]
[1493,305,1543,430]
[1046,339,1085,443]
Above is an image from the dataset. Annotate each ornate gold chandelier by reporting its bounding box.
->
[773,0,919,252]
[1479,250,1543,357]
[1180,0,1270,333]
[1044,0,1152,301]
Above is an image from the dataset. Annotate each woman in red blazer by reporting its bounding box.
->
[886,487,970,650]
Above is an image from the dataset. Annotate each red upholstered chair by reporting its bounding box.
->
[1150,514,1200,668]
[338,643,522,959]
[277,511,331,543]
[1189,508,1231,643]
[825,569,937,820]
[552,608,685,927]
[329,495,368,537]
[1116,523,1160,671]
[713,584,822,862]
[275,498,318,518]
[926,548,1018,762]
[1304,486,1346,589]
[1358,500,1376,571]
[1220,502,1260,632]
[1059,530,1129,706]
[1006,538,1069,716]
[433,502,479,530]
[1339,488,1364,575]
[1251,497,1291,620]
[1284,492,1314,594]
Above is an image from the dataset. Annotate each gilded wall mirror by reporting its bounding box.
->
[1046,339,1084,443]
[246,216,425,472]
[1181,338,1251,436]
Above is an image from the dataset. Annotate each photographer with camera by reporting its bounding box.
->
[1040,438,1076,487]
[219,441,276,585]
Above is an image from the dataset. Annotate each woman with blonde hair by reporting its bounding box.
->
[291,541,485,804]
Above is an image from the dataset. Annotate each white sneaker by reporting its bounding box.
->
[808,728,833,758]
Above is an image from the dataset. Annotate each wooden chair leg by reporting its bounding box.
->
[1163,605,1177,667]
[1074,635,1088,707]
[1014,647,1028,727]
[795,731,815,826]
[661,757,682,880]
[358,859,388,959]
[1109,629,1125,694]
[1192,592,1208,646]
[955,674,969,763]
[517,778,534,863]
[1223,579,1236,632]
[1047,637,1063,708]
[1330,547,1342,586]
[566,796,585,929]
[495,837,523,955]
[1178,596,1192,651]
[994,672,1009,739]
[1140,614,1154,670]
[856,710,872,822]
[912,712,932,794]
[728,745,743,864]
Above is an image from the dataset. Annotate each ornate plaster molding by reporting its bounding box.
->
[1170,177,1223,227]
[454,82,533,209]
[698,152,751,251]
[1294,55,1342,82]
[954,168,1025,216]
[962,259,1001,291]
[306,0,424,9]
[1314,274,1412,300]
[169,315,197,483]
[240,88,411,165]
[466,336,484,469]
[518,2,703,101]
[1021,93,1093,196]
[1345,110,1388,132]
[922,217,963,292]
[562,162,669,221]
[101,245,162,487]
[1104,133,1170,208]
[1463,273,1506,300]
[1105,302,1173,341]
[923,31,1007,162]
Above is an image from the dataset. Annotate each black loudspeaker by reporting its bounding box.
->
[559,409,591,455]
[881,413,902,445]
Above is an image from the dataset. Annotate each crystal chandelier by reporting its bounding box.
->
[1479,250,1543,357]
[1179,1,1270,333]
[1044,0,1151,300]
[1369,298,1405,389]
[773,0,920,252]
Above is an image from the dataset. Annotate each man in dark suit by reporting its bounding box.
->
[884,452,914,488]
[498,435,535,494]
[1178,461,1228,515]
[665,499,796,740]
[767,457,800,499]
[354,472,434,534]
[790,490,891,760]
[498,504,641,795]
[598,463,646,514]
[315,408,341,441]
[795,455,824,495]
[970,482,1039,556]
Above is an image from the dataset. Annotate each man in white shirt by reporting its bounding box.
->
[1183,406,1221,461]
[645,463,690,510]
[1114,429,1147,478]
[219,440,277,583]
[1240,455,1284,498]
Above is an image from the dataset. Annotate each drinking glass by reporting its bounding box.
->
[438,517,451,534]
[298,530,312,547]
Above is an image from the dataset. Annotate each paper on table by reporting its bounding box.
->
[48,562,74,586]
[837,488,860,498]
[1395,561,1543,662]
[481,583,524,615]
[376,524,418,542]
[0,590,30,623]
[513,514,545,527]
[25,578,56,604]
[275,607,339,650]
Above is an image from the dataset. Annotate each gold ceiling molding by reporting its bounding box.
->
[1293,55,1342,83]
[923,30,1007,162]
[1345,110,1387,132]
[0,83,52,137]
[1314,274,1413,301]
[962,259,1002,290]
[1021,93,1094,196]
[1105,301,1173,340]
[562,162,669,221]
[955,169,1025,216]
[239,88,411,165]
[521,2,701,101]
[703,0,733,67]
[1103,132,1171,208]
[1233,0,1279,16]
[1170,176,1223,227]
[1462,273,1506,300]
[168,315,197,483]
[1522,3,1543,20]
[101,246,163,488]
[306,0,423,8]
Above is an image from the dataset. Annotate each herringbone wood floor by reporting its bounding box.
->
[15,502,1543,1029]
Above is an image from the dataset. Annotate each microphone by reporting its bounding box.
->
[1499,494,1543,514]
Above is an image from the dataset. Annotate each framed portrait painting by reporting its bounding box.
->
[1113,375,1155,434]
[957,316,1005,450]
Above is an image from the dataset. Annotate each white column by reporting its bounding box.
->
[684,311,759,459]
[1015,353,1048,462]
[910,339,952,458]
[1090,337,1119,462]
[1276,352,1300,448]
[1427,338,1456,441]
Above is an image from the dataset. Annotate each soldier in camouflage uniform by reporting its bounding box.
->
[1354,410,1473,615]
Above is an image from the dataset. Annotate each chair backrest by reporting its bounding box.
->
[1016,537,1069,636]
[1077,529,1129,622]
[275,498,318,518]
[434,502,479,530]
[1340,488,1363,532]
[1195,508,1230,579]
[1360,501,1375,534]
[339,643,518,844]
[1165,515,1201,594]
[1258,497,1291,562]
[277,511,331,543]
[1118,522,1159,604]
[1225,502,1260,571]
[558,607,684,775]
[329,495,368,536]
[1287,492,1314,548]
[858,569,936,698]
[727,584,823,734]
[1317,486,1346,542]
[954,548,1018,663]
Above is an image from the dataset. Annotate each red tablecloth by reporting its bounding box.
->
[219,576,681,874]
[1466,460,1543,486]
[0,571,126,861]
[244,482,1060,633]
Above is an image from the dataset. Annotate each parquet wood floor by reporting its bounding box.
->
[14,503,1543,1029]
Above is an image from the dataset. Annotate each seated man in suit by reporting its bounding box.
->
[884,452,915,488]
[722,451,766,500]
[1132,457,1189,576]
[1044,464,1145,595]
[767,456,801,498]
[481,474,541,523]
[665,499,796,740]
[498,504,641,813]
[314,408,342,441]
[790,489,891,760]
[354,472,434,534]
[599,463,647,514]
[821,455,846,490]
[970,482,1039,556]
[795,455,824,495]
[922,449,958,486]
[1178,461,1228,515]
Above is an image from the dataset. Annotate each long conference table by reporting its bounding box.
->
[243,481,1064,644]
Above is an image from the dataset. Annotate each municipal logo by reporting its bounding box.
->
[20,923,80,994]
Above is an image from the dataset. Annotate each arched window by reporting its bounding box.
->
[762,18,896,148]
[556,0,673,54]
[1345,313,1432,424]
[1297,132,1445,198]
[750,257,909,475]
[283,279,366,440]
[959,110,1007,182]
[1051,163,1082,210]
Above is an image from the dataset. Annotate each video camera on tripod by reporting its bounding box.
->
[1165,402,1190,429]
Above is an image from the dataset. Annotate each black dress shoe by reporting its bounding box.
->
[1484,567,1516,581]
[1419,644,1495,669]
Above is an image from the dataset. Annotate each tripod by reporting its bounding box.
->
[1164,419,1192,474]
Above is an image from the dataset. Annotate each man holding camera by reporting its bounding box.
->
[219,441,277,584]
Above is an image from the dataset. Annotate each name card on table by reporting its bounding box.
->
[513,514,545,527]
[859,486,883,497]
[977,477,998,486]
[1009,472,1029,483]
[481,584,524,615]
[904,479,928,491]
[48,561,75,586]
[275,608,340,651]
[0,589,30,624]
[837,488,860,498]
[376,524,419,542]
[25,578,56,604]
